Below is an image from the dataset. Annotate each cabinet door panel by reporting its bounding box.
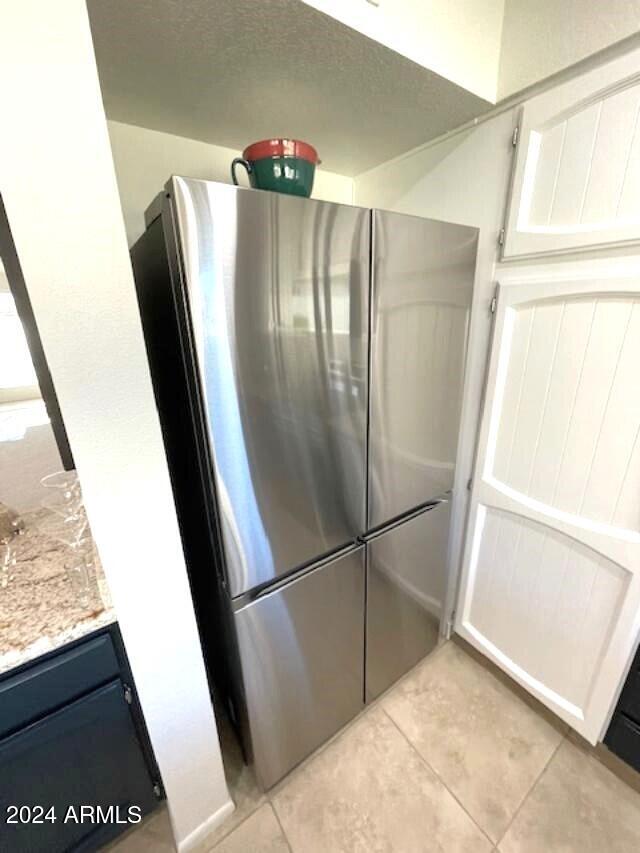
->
[503,47,640,258]
[456,265,640,744]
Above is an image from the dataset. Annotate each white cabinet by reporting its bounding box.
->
[503,48,640,259]
[455,259,640,743]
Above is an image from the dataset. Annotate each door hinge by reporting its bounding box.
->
[445,610,456,639]
[153,782,163,799]
[490,285,498,314]
[123,684,133,705]
[466,477,472,491]
[498,228,505,247]
[512,125,519,147]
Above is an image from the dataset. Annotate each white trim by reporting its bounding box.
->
[0,386,41,405]
[463,623,584,721]
[497,253,640,285]
[176,799,235,853]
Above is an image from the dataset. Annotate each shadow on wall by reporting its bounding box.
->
[355,127,473,216]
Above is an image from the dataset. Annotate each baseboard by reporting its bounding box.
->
[176,799,236,853]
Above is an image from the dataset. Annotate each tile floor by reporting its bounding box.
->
[109,641,640,852]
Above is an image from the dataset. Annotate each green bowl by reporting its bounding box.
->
[231,138,319,198]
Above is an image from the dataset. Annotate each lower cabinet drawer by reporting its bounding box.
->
[605,713,640,774]
[0,634,120,739]
[0,680,157,852]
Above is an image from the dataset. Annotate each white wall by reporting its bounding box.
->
[354,108,518,621]
[302,0,505,102]
[108,121,354,246]
[0,3,232,850]
[498,0,640,98]
[301,0,640,104]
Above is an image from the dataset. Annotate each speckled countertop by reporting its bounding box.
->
[0,508,115,675]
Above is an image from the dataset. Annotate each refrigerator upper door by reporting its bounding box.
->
[366,499,451,701]
[234,546,365,788]
[368,210,478,529]
[171,178,369,597]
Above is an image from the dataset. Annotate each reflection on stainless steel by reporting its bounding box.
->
[172,179,369,597]
[366,500,451,700]
[233,546,364,789]
[132,180,479,791]
[368,211,477,528]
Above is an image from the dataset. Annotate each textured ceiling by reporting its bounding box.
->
[87,0,492,176]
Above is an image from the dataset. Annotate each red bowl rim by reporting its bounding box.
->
[243,138,319,165]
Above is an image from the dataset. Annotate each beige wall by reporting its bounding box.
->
[301,0,505,102]
[0,2,232,849]
[108,121,354,246]
[498,0,640,98]
[304,0,640,104]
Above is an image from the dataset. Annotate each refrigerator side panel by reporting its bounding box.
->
[368,210,478,528]
[131,213,247,734]
[366,500,450,701]
[171,179,369,597]
[233,547,365,789]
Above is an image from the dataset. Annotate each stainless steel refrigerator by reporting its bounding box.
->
[132,178,477,788]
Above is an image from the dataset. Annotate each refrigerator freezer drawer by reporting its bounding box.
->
[366,500,451,701]
[233,547,365,788]
[368,210,477,528]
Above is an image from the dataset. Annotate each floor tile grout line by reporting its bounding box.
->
[266,696,379,798]
[453,637,568,739]
[266,642,453,800]
[494,733,566,849]
[205,795,265,850]
[269,800,295,853]
[106,806,173,853]
[210,641,455,848]
[380,706,495,848]
[215,642,566,851]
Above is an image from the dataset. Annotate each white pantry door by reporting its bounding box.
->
[455,262,640,743]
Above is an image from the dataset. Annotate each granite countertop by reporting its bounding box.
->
[0,508,115,675]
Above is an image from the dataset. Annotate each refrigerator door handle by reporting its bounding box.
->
[360,495,450,543]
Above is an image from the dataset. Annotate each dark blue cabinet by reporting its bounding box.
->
[605,645,640,773]
[0,625,161,852]
[0,682,157,852]
[0,635,120,740]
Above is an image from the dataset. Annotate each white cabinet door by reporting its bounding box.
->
[503,48,640,259]
[455,260,640,743]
